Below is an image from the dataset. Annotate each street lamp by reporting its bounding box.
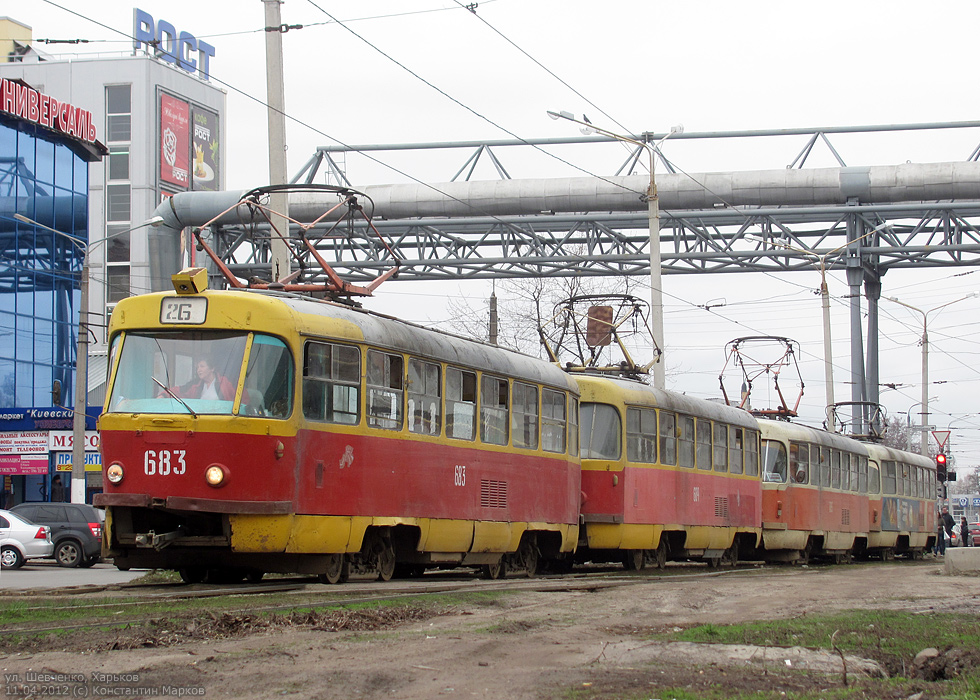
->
[886,293,980,457]
[547,110,682,390]
[14,213,163,503]
[749,222,892,432]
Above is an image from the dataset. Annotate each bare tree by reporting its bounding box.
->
[445,271,639,358]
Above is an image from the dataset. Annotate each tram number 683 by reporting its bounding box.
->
[454,464,466,486]
[144,449,187,476]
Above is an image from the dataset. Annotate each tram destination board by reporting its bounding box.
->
[160,297,207,324]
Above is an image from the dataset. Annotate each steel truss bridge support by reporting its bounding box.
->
[153,123,980,435]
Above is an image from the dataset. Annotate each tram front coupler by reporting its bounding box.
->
[134,527,185,550]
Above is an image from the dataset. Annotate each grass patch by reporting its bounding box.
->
[669,609,980,661]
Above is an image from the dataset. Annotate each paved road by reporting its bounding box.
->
[0,561,148,590]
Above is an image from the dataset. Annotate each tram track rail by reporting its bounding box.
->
[0,564,779,640]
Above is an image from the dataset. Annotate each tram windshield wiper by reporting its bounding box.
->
[151,376,198,417]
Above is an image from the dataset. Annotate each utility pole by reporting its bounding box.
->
[264,0,290,281]
[70,252,89,503]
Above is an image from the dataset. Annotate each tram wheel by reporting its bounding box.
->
[514,537,539,578]
[654,539,668,569]
[318,554,349,585]
[480,559,507,580]
[179,567,207,584]
[623,549,645,571]
[721,542,739,568]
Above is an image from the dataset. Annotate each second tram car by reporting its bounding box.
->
[574,374,762,568]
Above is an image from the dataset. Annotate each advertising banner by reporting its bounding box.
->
[0,431,48,454]
[0,454,48,475]
[191,107,220,191]
[160,93,190,189]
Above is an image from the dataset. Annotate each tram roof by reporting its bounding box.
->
[113,289,578,393]
[573,374,759,429]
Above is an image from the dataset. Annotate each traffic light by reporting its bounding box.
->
[936,453,948,482]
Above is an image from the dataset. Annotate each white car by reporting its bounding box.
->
[0,509,54,569]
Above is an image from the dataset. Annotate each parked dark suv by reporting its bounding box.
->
[9,503,103,567]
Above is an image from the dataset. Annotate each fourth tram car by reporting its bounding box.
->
[96,272,937,581]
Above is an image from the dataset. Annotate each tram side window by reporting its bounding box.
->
[626,407,657,464]
[408,359,441,436]
[481,375,509,446]
[302,341,359,424]
[580,402,621,459]
[729,427,743,474]
[901,464,911,496]
[851,455,861,492]
[762,440,787,482]
[512,382,539,449]
[820,448,832,487]
[678,415,695,468]
[367,350,404,431]
[568,397,580,457]
[745,430,760,476]
[790,442,809,484]
[882,461,897,495]
[696,419,712,470]
[446,367,477,441]
[868,462,881,494]
[659,411,677,466]
[243,335,293,418]
[541,389,567,453]
[858,456,868,493]
[713,422,728,472]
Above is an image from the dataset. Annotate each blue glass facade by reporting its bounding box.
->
[0,115,89,408]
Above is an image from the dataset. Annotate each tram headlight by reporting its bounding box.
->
[106,463,124,484]
[205,464,227,487]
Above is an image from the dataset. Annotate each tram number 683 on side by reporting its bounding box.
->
[454,464,466,487]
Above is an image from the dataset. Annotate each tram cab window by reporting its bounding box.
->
[580,402,621,460]
[303,341,359,424]
[659,411,677,466]
[761,440,787,483]
[367,350,404,431]
[729,427,743,474]
[790,442,809,484]
[626,407,657,464]
[542,389,567,454]
[408,359,441,436]
[512,382,539,450]
[244,335,293,418]
[713,422,728,472]
[744,431,760,476]
[480,375,509,446]
[107,331,248,415]
[446,368,476,441]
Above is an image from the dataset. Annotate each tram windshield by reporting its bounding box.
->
[761,440,788,483]
[106,331,294,417]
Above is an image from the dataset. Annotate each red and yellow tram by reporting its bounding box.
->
[96,274,581,582]
[574,374,762,568]
[758,420,936,562]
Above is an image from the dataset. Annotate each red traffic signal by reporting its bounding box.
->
[936,453,948,481]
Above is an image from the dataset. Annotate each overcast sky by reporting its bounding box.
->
[15,1,980,474]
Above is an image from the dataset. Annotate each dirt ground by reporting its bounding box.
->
[2,561,978,700]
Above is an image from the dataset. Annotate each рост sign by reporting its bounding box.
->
[133,8,216,81]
